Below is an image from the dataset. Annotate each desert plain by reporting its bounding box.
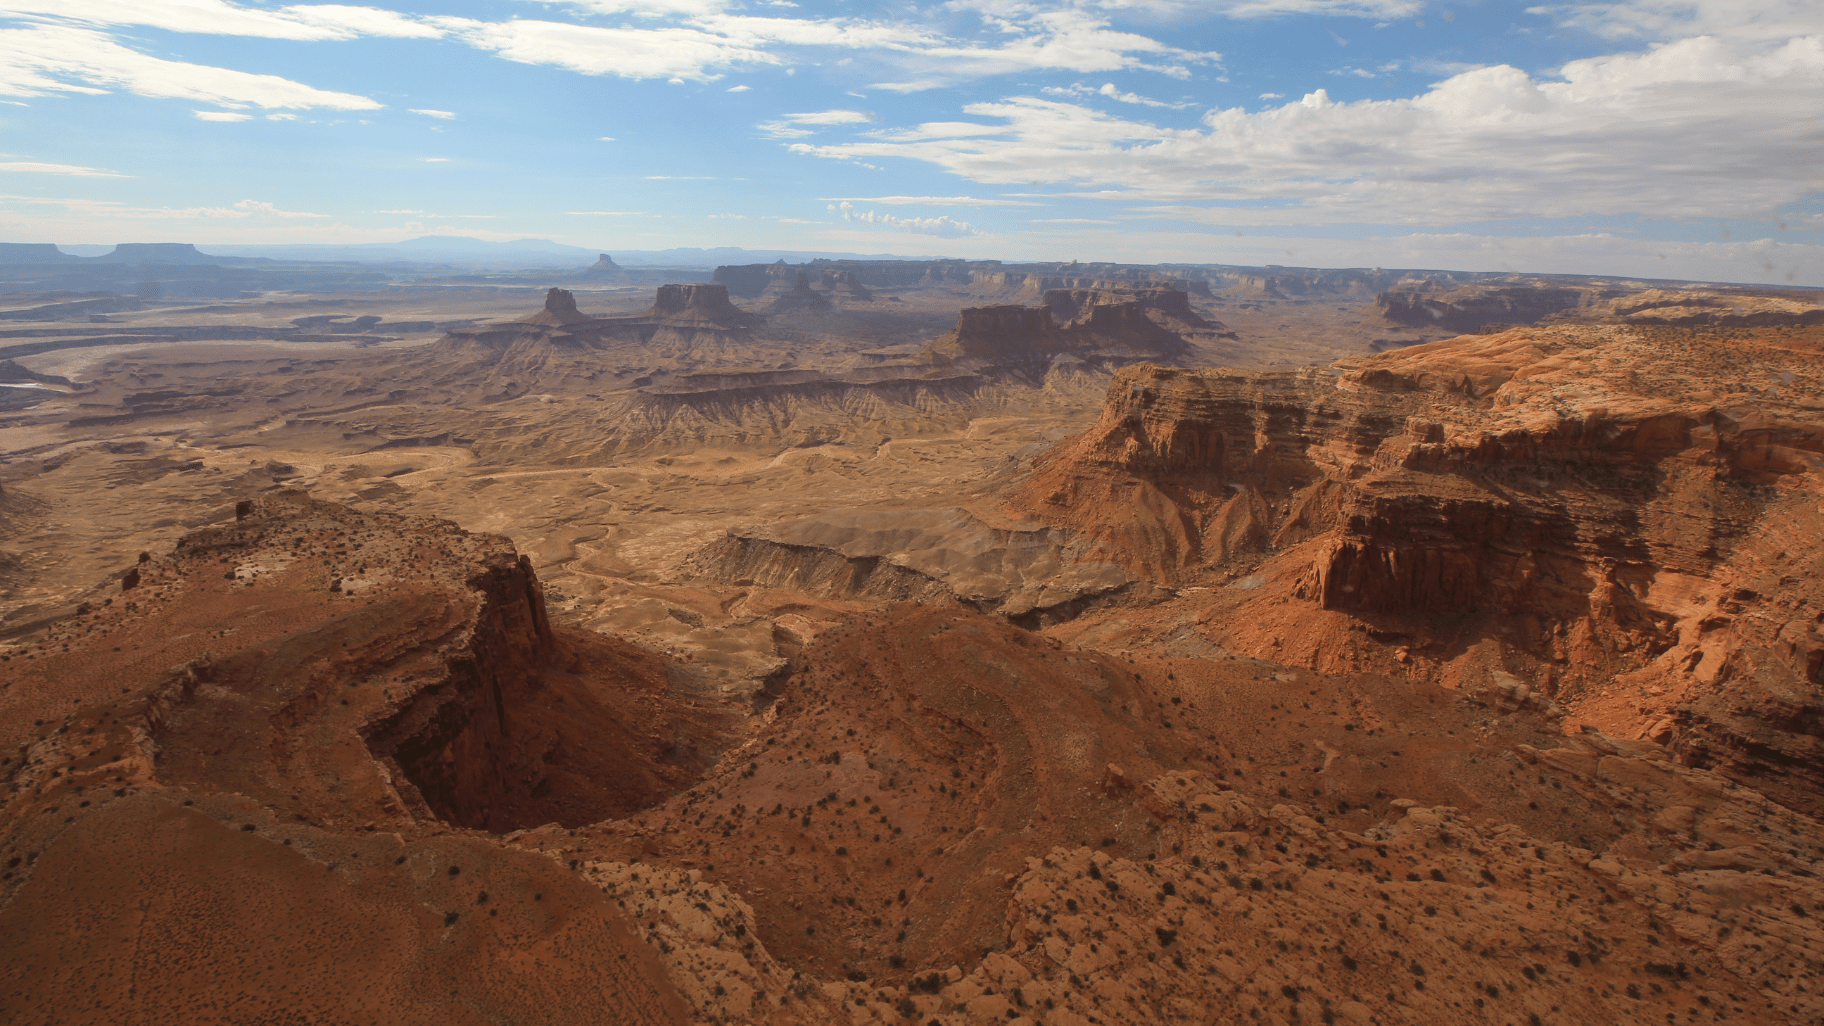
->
[3,249,1824,1026]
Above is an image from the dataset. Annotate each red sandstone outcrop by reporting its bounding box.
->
[1377,280,1591,332]
[764,271,833,314]
[526,286,592,326]
[927,292,1193,366]
[8,495,1824,1026]
[815,268,873,301]
[420,283,762,394]
[645,282,759,328]
[0,492,741,1023]
[1015,323,1824,811]
[1549,287,1824,327]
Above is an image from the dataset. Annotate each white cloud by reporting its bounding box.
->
[598,135,616,141]
[727,83,751,91]
[828,200,975,236]
[794,34,1824,226]
[280,3,442,39]
[193,109,251,121]
[0,193,326,219]
[409,108,455,119]
[429,16,777,82]
[1044,80,1194,107]
[0,24,380,108]
[1078,0,1420,17]
[421,157,450,162]
[267,111,297,120]
[568,0,735,15]
[1529,0,1824,41]
[0,1,440,40]
[231,199,327,218]
[873,8,1220,89]
[1031,217,1116,223]
[862,120,1006,141]
[759,107,873,137]
[433,6,1213,88]
[0,160,125,175]
[783,108,873,124]
[819,194,1042,206]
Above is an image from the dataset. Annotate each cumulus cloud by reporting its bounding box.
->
[409,108,455,119]
[193,109,251,121]
[828,199,975,236]
[0,24,380,107]
[794,34,1824,225]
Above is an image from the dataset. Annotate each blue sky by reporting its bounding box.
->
[2,0,1822,283]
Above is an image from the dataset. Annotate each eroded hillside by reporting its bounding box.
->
[4,270,1824,1026]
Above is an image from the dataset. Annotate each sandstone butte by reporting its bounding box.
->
[2,318,1823,1026]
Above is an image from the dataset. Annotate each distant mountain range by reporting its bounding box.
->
[177,237,948,269]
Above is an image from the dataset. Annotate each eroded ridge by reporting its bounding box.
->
[1016,324,1824,812]
[0,492,750,1026]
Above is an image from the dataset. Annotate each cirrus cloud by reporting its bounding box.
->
[0,23,381,108]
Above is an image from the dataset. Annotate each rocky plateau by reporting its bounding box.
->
[3,261,1824,1025]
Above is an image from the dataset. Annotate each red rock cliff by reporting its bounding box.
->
[1017,324,1824,810]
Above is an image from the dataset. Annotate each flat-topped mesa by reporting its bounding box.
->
[1376,281,1592,333]
[0,242,78,264]
[1551,287,1824,327]
[928,296,1191,365]
[590,253,618,270]
[766,271,832,314]
[816,268,873,301]
[932,304,1057,362]
[646,282,761,328]
[90,242,220,265]
[1043,285,1210,329]
[525,285,592,326]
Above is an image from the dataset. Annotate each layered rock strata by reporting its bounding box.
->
[927,292,1193,366]
[0,492,748,1024]
[1016,324,1824,810]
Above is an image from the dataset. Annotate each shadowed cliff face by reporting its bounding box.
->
[1015,324,1824,811]
[0,492,714,1024]
[1377,283,1590,332]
